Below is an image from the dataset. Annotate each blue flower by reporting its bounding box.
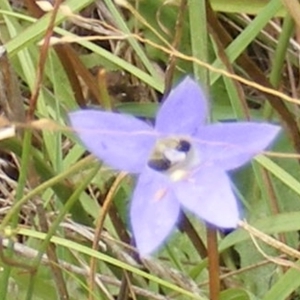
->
[69,77,280,256]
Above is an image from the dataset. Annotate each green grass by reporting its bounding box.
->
[0,0,300,299]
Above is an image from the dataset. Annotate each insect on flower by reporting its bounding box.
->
[148,138,191,171]
[69,77,281,256]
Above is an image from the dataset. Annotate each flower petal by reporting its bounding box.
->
[155,77,208,135]
[195,122,280,170]
[130,168,180,256]
[174,166,240,228]
[69,110,156,173]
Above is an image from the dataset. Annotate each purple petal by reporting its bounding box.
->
[130,168,180,256]
[69,110,157,173]
[195,122,280,170]
[155,77,208,135]
[174,166,240,228]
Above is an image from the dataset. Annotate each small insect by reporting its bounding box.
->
[175,140,191,152]
[147,139,191,172]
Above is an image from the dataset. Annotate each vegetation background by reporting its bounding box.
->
[0,0,300,299]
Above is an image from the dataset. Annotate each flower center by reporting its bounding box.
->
[147,138,193,173]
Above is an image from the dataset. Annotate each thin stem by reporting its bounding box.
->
[164,0,188,95]
[88,172,127,300]
[188,0,208,86]
[206,226,220,300]
[264,15,294,120]
[0,129,32,300]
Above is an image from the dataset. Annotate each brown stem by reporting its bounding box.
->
[164,0,188,95]
[27,0,62,120]
[179,212,207,258]
[207,226,220,300]
[88,172,127,300]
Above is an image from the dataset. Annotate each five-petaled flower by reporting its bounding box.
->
[69,77,280,256]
